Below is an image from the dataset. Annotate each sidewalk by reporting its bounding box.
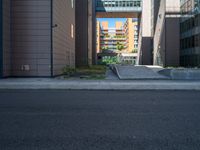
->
[0,78,200,90]
[113,65,169,80]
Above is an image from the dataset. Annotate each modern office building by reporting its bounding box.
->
[153,0,180,67]
[0,0,75,77]
[138,0,181,67]
[4,0,187,77]
[180,0,200,67]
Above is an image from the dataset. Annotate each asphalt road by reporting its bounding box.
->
[0,90,200,150]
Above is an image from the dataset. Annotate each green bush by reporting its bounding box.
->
[62,66,76,76]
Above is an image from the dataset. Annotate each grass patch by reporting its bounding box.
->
[76,65,106,75]
[62,65,106,80]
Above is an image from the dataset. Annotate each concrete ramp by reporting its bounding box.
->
[114,65,169,80]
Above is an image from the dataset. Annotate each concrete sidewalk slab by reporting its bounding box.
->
[113,65,169,80]
[0,78,200,90]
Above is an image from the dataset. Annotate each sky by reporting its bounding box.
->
[97,18,127,28]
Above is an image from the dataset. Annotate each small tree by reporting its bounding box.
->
[116,42,124,51]
[133,48,138,53]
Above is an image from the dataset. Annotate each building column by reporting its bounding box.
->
[0,0,3,78]
[92,0,97,65]
[88,0,93,66]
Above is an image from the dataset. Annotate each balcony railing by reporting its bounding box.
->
[95,0,142,12]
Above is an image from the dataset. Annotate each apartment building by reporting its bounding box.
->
[0,0,75,77]
[96,21,126,52]
[96,19,138,54]
[123,18,139,53]
[133,19,139,53]
[180,0,200,67]
[96,21,101,53]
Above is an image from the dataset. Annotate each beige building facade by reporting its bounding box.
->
[96,21,101,53]
[96,19,139,54]
[124,18,139,53]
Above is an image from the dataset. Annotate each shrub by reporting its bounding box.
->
[62,66,76,76]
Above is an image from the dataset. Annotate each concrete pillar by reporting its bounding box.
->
[75,0,89,67]
[0,0,2,77]
[138,0,153,65]
[88,0,93,66]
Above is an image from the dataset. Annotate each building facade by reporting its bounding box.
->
[180,0,200,67]
[96,19,138,54]
[96,21,101,53]
[0,0,75,77]
[124,18,139,53]
[137,0,153,65]
[99,21,126,52]
[75,0,96,67]
[138,0,180,67]
[153,0,180,67]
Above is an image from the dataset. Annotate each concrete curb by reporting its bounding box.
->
[112,65,121,79]
[0,80,200,90]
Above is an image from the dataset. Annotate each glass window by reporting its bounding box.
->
[71,24,74,38]
[71,0,74,8]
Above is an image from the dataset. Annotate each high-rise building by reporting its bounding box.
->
[180,0,200,67]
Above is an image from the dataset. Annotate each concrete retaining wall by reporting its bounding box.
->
[159,69,200,80]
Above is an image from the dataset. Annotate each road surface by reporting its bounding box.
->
[0,90,200,150]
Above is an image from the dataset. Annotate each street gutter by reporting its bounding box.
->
[0,79,200,91]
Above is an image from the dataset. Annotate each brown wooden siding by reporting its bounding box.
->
[2,0,11,77]
[11,0,51,77]
[52,0,75,76]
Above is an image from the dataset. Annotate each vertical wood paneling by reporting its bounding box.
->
[2,0,11,77]
[53,0,75,76]
[11,0,51,77]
